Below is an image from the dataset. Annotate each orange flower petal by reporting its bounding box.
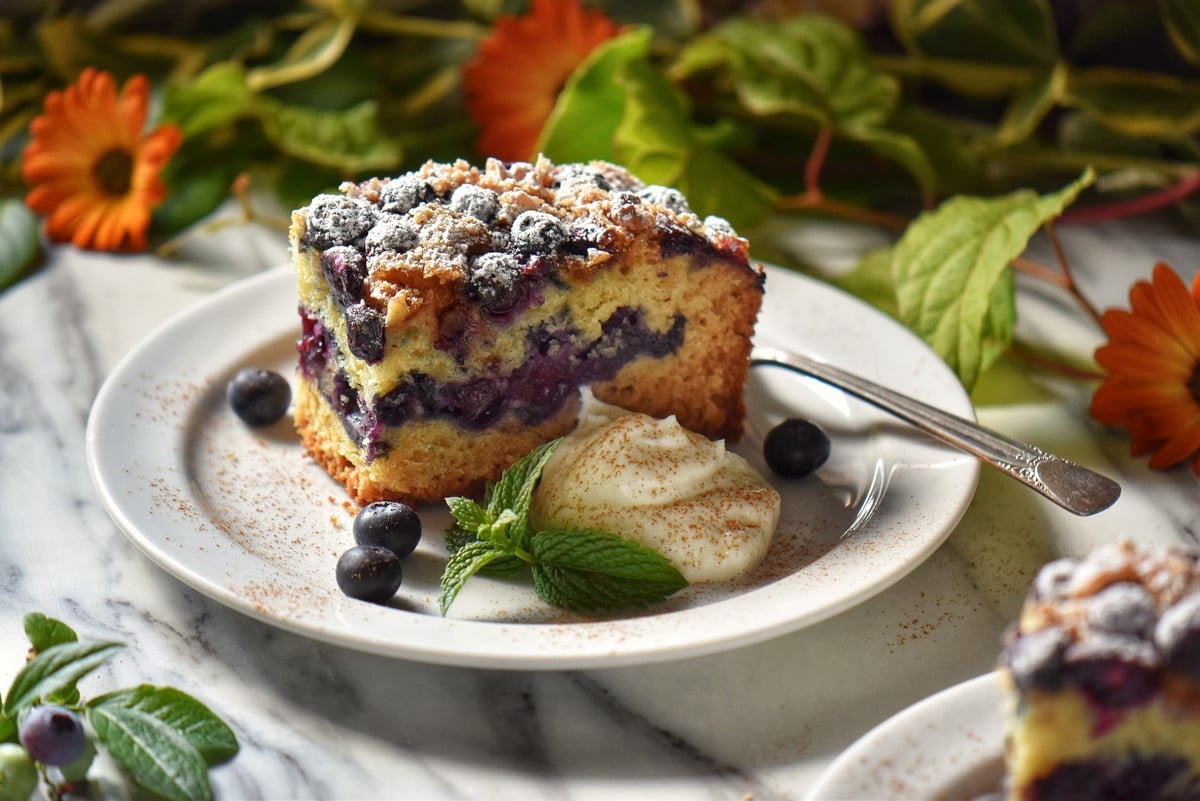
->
[21,67,178,252]
[1091,260,1200,474]
[1095,346,1193,382]
[462,0,619,160]
[1147,422,1200,469]
[1148,263,1200,359]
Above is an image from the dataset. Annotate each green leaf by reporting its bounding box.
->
[538,27,653,163]
[88,686,238,765]
[529,529,688,612]
[970,350,1057,407]
[153,158,242,235]
[0,200,42,292]
[439,540,514,616]
[87,699,213,801]
[485,439,560,548]
[1160,0,1200,66]
[612,57,777,231]
[892,169,1094,389]
[834,247,900,319]
[842,124,938,201]
[160,61,254,139]
[1056,111,1164,158]
[672,14,898,130]
[886,105,987,197]
[1064,68,1200,138]
[995,62,1068,146]
[254,96,403,173]
[3,640,123,717]
[890,0,1058,69]
[23,613,78,653]
[445,496,489,534]
[444,523,525,577]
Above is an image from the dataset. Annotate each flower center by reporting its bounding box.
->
[1190,359,1200,404]
[92,148,134,196]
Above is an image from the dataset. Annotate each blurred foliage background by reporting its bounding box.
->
[2,0,1199,390]
[1,0,1198,240]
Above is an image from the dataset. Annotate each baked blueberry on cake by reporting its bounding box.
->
[291,157,765,503]
[998,541,1200,800]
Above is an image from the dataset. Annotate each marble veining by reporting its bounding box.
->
[1,218,1198,799]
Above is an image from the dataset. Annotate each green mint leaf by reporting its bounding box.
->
[485,439,561,549]
[445,509,526,579]
[87,699,212,801]
[439,540,515,616]
[88,686,239,766]
[528,530,689,612]
[3,639,123,717]
[538,27,653,163]
[446,496,489,533]
[444,525,524,577]
[0,716,14,744]
[0,199,42,292]
[24,612,79,653]
[891,169,1095,389]
[444,523,480,555]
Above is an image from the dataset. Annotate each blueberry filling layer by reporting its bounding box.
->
[297,306,686,461]
[1027,755,1199,801]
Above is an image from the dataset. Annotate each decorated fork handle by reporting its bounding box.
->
[750,347,1121,517]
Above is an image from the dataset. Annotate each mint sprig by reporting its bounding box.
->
[440,439,689,615]
[0,613,238,801]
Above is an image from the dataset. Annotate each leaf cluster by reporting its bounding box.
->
[1,0,1196,388]
[0,613,238,801]
[1,1,1195,236]
[440,439,689,615]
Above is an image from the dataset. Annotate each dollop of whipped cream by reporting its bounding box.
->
[529,400,781,583]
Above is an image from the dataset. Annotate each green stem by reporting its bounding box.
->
[359,10,489,40]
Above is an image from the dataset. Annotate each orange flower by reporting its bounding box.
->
[22,67,182,251]
[463,0,620,162]
[1090,262,1200,475]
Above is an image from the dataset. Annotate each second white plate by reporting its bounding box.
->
[86,264,979,669]
[805,673,1005,800]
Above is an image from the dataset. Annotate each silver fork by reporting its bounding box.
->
[750,347,1121,516]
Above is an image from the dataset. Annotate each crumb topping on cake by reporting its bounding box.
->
[1004,542,1200,698]
[1000,542,1200,800]
[303,156,753,312]
[290,155,765,503]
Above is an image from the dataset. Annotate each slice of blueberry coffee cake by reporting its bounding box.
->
[998,541,1200,800]
[291,156,766,504]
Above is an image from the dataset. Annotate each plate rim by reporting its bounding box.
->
[85,263,980,669]
[803,671,1004,800]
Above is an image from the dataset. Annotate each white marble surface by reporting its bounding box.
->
[1,214,1197,800]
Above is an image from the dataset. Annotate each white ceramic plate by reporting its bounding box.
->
[805,672,1005,801]
[86,264,978,669]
